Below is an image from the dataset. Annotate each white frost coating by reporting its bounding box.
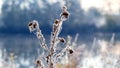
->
[28,20,48,50]
[28,6,70,68]
[81,56,103,68]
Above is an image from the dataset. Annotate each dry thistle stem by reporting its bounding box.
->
[28,20,48,50]
[28,6,70,68]
[48,6,70,68]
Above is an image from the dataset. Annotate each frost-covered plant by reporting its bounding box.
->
[28,6,72,68]
[80,34,120,68]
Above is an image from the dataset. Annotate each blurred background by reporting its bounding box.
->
[0,0,120,67]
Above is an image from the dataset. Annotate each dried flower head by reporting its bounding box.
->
[36,60,41,64]
[60,6,70,21]
[59,37,65,43]
[36,59,43,68]
[54,19,60,24]
[46,55,49,63]
[61,11,70,19]
[33,22,37,28]
[32,20,39,30]
[28,22,33,26]
[28,22,34,32]
[69,49,73,54]
[28,20,39,32]
[66,48,74,54]
[36,59,41,67]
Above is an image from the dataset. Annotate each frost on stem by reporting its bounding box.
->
[28,20,48,50]
[36,30,48,50]
[50,6,70,49]
[55,35,73,61]
[48,6,70,68]
[65,36,74,54]
[28,6,70,68]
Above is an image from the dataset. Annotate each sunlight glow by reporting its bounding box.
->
[20,1,30,10]
[47,0,66,7]
[47,0,58,4]
[82,56,103,68]
[80,0,120,14]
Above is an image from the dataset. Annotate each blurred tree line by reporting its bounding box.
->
[1,0,120,35]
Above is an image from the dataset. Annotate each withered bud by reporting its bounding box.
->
[36,59,42,66]
[54,19,59,24]
[52,32,54,36]
[28,22,34,32]
[28,20,39,32]
[46,56,49,63]
[60,6,70,21]
[28,22,33,26]
[46,55,49,59]
[36,60,40,64]
[46,54,51,63]
[59,38,65,43]
[61,11,70,19]
[33,22,37,28]
[69,49,73,54]
[36,59,44,68]
[33,20,39,29]
[46,60,48,63]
